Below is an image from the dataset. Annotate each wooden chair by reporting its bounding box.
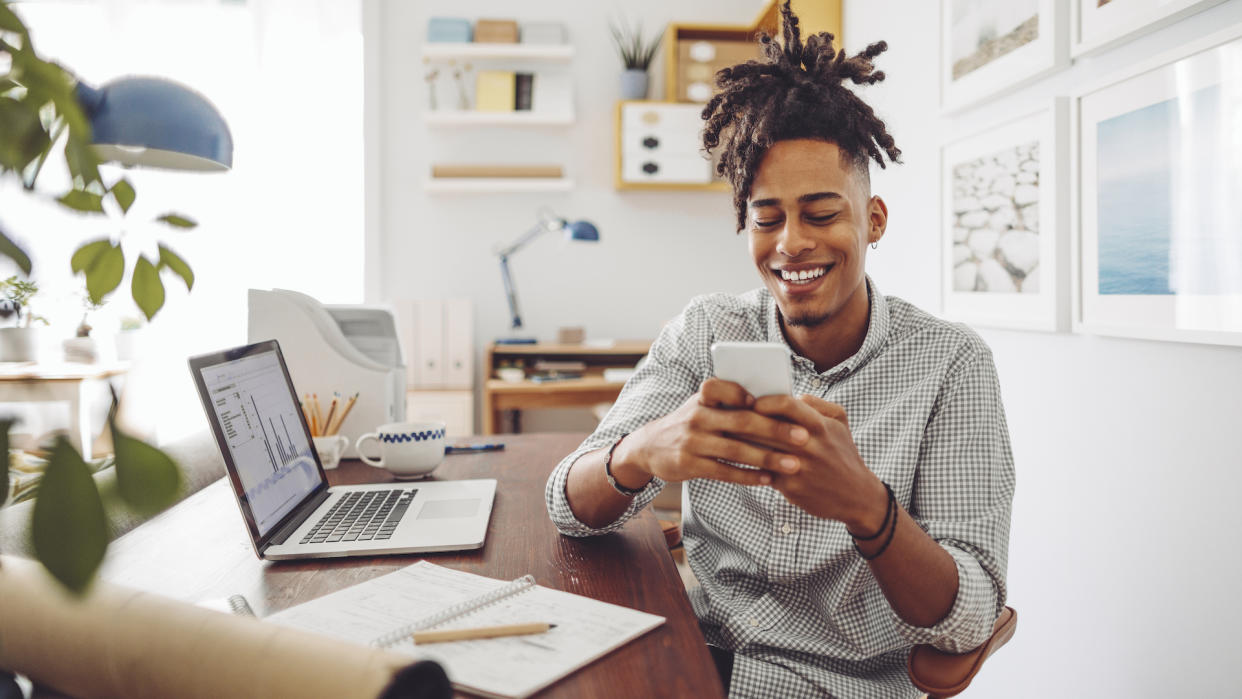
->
[907,606,1017,698]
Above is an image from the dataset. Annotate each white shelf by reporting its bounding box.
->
[421,43,574,61]
[424,177,574,193]
[425,111,575,126]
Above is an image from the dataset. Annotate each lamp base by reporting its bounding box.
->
[495,337,537,345]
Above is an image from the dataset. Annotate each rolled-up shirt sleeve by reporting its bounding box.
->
[545,298,712,537]
[892,343,1015,653]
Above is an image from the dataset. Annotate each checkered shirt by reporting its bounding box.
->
[545,277,1015,699]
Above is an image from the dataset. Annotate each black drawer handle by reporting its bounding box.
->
[642,162,659,174]
[642,136,660,149]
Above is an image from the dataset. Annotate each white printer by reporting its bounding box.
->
[247,289,405,456]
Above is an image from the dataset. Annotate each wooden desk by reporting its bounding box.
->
[483,342,650,434]
[0,362,128,456]
[102,433,723,699]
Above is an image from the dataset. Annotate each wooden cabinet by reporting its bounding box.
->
[614,101,723,190]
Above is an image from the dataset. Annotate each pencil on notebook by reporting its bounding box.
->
[411,622,555,644]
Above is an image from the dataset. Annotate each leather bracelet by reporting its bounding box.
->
[848,482,894,541]
[603,433,647,496]
[853,482,898,561]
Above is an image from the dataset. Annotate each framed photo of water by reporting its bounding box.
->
[1075,23,1242,346]
[941,0,1068,112]
[941,99,1070,331]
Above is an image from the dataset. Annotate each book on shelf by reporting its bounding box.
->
[476,70,516,112]
[264,561,665,699]
[532,359,587,372]
[514,73,534,110]
[431,164,564,179]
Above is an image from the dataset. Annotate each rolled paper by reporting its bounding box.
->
[0,556,416,699]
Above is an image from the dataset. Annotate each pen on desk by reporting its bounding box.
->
[411,622,555,644]
[445,443,505,454]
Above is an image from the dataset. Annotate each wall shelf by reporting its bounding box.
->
[421,43,574,61]
[424,177,574,193]
[425,110,575,126]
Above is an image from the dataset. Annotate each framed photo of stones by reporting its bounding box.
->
[1072,0,1226,57]
[1074,23,1242,346]
[942,99,1069,331]
[941,0,1068,111]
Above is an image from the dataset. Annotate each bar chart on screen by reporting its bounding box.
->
[203,350,320,533]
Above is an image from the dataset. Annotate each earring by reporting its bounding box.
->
[870,241,879,250]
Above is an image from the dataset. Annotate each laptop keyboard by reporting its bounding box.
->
[299,489,417,545]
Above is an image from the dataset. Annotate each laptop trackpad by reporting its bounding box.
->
[417,498,480,519]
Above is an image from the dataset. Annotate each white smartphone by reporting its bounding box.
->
[710,342,793,399]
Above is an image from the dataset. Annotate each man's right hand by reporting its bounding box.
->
[609,377,807,489]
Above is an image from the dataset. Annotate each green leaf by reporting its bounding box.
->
[0,3,30,37]
[64,136,101,188]
[57,189,105,214]
[83,242,123,304]
[109,178,136,215]
[0,97,49,172]
[0,229,31,276]
[131,255,165,320]
[157,244,194,291]
[154,213,197,229]
[111,422,181,516]
[70,238,111,274]
[0,420,11,508]
[0,78,17,95]
[31,437,109,595]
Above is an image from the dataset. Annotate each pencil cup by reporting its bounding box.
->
[355,421,446,479]
[312,435,350,470]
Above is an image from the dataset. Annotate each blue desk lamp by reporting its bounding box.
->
[74,76,232,171]
[496,208,599,344]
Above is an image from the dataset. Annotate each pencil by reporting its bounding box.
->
[411,622,554,644]
[322,393,339,437]
[329,392,359,435]
[311,393,322,436]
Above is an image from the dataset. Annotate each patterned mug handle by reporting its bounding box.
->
[354,433,384,467]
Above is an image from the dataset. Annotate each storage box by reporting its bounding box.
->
[521,22,566,45]
[427,17,471,43]
[475,71,516,112]
[474,19,519,44]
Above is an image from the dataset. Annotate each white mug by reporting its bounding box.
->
[312,435,350,470]
[354,421,446,479]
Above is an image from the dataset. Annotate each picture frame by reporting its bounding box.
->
[1071,0,1227,57]
[941,98,1070,332]
[1073,22,1242,346]
[940,0,1068,112]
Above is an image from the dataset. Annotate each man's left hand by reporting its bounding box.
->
[752,393,887,533]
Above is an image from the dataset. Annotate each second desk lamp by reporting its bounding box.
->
[496,208,599,345]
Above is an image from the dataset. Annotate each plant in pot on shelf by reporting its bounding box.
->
[610,18,663,100]
[0,275,47,361]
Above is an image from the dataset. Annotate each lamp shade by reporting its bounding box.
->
[74,77,233,171]
[564,220,599,242]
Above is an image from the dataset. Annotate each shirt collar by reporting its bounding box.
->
[765,275,890,376]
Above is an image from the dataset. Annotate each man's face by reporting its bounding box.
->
[746,139,883,329]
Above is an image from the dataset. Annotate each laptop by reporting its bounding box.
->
[188,339,496,560]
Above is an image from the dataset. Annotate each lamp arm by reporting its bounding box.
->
[496,218,561,258]
[498,253,523,330]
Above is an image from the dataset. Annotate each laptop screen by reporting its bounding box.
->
[196,345,324,536]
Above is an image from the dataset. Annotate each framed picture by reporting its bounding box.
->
[941,0,1068,112]
[1072,0,1227,57]
[941,99,1070,332]
[1074,23,1242,346]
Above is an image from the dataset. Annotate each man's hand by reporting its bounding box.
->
[610,378,809,488]
[751,393,888,533]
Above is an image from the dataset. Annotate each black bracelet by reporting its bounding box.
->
[603,433,647,496]
[853,483,899,561]
[847,482,894,541]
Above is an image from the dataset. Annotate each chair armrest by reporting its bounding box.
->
[906,606,1017,698]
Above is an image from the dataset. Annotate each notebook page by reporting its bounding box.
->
[389,584,665,699]
[265,561,511,646]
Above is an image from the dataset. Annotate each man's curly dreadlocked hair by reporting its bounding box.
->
[701,1,902,231]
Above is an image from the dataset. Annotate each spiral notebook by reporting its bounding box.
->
[264,561,665,699]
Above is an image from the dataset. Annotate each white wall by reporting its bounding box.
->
[371,0,761,431]
[844,1,1242,696]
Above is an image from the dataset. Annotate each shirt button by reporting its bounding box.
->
[781,523,793,535]
[749,617,760,627]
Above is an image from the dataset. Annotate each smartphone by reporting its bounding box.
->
[710,342,793,399]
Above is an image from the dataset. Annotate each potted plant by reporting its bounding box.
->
[0,275,47,361]
[610,18,663,100]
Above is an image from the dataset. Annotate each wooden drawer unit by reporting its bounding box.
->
[616,101,716,188]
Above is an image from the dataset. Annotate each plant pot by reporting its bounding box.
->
[0,327,40,362]
[620,69,649,100]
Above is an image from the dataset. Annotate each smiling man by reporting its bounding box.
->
[545,4,1014,698]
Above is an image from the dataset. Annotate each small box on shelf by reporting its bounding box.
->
[474,18,519,44]
[427,17,472,43]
